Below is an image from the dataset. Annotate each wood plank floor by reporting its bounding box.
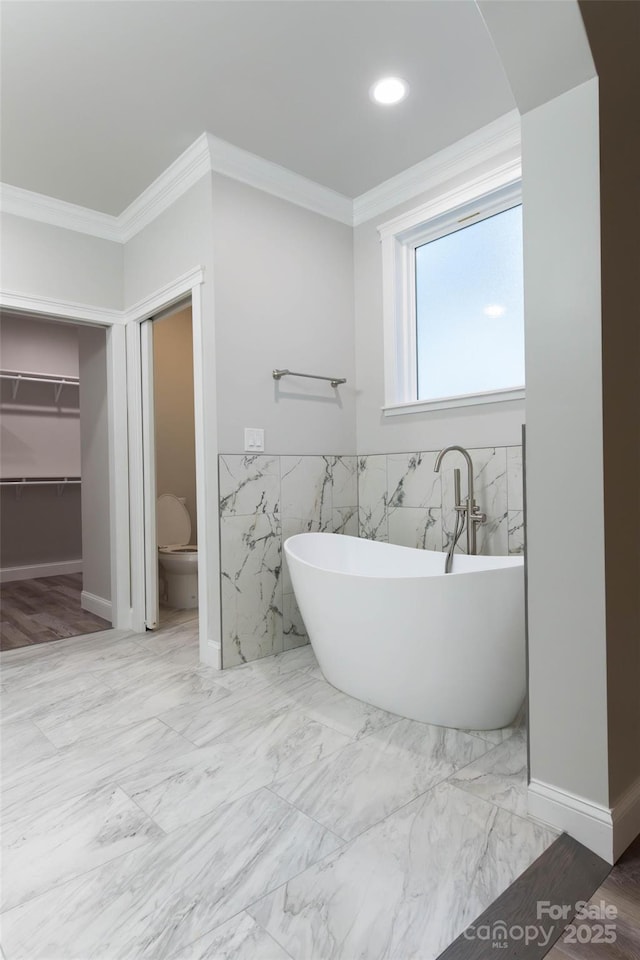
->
[546,833,640,959]
[0,573,111,650]
[437,832,640,959]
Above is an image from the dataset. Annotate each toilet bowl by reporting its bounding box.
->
[157,494,198,609]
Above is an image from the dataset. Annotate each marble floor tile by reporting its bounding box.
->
[1,789,341,960]
[1,668,112,724]
[34,668,232,748]
[448,729,529,818]
[118,708,351,831]
[2,717,194,824]
[169,913,293,960]
[298,676,399,740]
[465,717,524,745]
[214,643,318,693]
[2,783,163,911]
[272,718,492,841]
[8,675,120,744]
[249,781,557,960]
[0,719,58,775]
[158,671,319,746]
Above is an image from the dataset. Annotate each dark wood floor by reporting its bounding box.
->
[0,573,111,650]
[546,833,640,959]
[438,832,640,959]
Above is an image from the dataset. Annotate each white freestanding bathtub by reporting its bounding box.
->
[284,533,526,730]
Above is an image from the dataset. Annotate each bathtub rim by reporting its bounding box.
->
[284,531,524,581]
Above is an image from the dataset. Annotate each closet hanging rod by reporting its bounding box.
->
[273,369,347,388]
[0,371,80,386]
[0,478,81,485]
[0,477,81,498]
[1,370,80,402]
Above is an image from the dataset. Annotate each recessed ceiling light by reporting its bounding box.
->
[483,304,506,319]
[370,77,409,106]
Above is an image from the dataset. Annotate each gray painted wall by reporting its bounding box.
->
[123,174,220,657]
[153,306,197,541]
[522,79,609,807]
[353,150,525,456]
[212,174,356,456]
[79,325,111,604]
[0,214,123,309]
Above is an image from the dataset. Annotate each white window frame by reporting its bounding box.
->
[379,159,524,415]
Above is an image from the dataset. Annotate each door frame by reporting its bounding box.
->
[125,267,221,668]
[0,292,131,631]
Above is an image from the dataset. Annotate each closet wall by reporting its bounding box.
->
[0,312,82,577]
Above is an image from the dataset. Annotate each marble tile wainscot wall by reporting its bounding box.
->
[358,445,524,558]
[218,455,358,667]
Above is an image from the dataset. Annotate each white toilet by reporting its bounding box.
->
[157,494,199,609]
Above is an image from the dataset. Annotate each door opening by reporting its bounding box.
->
[141,302,199,631]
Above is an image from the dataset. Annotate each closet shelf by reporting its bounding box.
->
[0,369,80,404]
[0,477,81,498]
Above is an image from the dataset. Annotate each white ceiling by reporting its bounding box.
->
[0,1,516,216]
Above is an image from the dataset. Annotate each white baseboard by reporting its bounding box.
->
[81,590,112,622]
[528,779,614,863]
[0,560,83,583]
[529,775,640,865]
[612,775,640,861]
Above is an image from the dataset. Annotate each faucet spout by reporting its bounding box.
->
[434,444,485,561]
[434,444,474,503]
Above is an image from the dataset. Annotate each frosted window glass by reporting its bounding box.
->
[415,204,524,400]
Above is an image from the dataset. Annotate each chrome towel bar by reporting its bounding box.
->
[273,369,346,388]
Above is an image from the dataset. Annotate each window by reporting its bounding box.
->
[379,173,525,414]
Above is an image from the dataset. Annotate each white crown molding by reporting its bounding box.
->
[206,133,353,226]
[118,134,212,242]
[0,290,125,326]
[353,110,522,227]
[0,111,521,241]
[0,183,122,242]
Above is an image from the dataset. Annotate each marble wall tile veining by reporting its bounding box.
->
[508,509,525,555]
[387,505,443,552]
[506,446,524,512]
[283,592,308,650]
[281,456,333,530]
[360,444,521,559]
[331,455,358,509]
[219,454,357,667]
[219,447,521,666]
[220,512,283,667]
[387,451,440,509]
[332,505,358,537]
[357,455,388,541]
[219,454,281,517]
